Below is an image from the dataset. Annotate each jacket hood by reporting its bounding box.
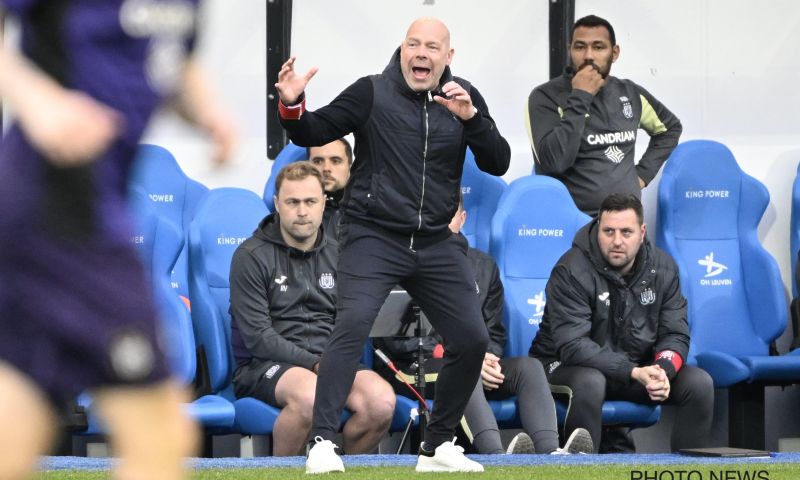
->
[253,212,328,253]
[383,46,454,95]
[573,219,652,282]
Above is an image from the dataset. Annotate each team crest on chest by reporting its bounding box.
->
[319,272,335,289]
[620,96,633,119]
[640,287,656,305]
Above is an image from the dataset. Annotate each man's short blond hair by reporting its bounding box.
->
[274,161,325,196]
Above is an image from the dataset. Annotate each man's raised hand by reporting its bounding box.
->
[433,81,476,121]
[274,57,318,105]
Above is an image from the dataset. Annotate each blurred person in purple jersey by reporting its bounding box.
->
[0,1,235,479]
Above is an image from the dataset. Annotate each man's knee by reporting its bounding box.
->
[675,366,714,407]
[567,368,606,407]
[353,373,396,425]
[515,356,547,381]
[284,389,316,423]
[444,323,489,360]
[369,390,396,426]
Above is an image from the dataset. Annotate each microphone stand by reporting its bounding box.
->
[412,303,428,441]
[373,303,431,454]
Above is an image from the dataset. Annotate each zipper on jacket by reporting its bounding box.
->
[410,92,431,251]
[300,259,312,350]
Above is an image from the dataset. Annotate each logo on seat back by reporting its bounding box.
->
[217,235,247,246]
[517,226,564,237]
[684,190,730,199]
[148,193,174,202]
[697,252,733,286]
[698,252,727,277]
[527,290,546,325]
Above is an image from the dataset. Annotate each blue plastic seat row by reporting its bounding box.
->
[488,174,660,433]
[657,140,800,449]
[263,143,660,439]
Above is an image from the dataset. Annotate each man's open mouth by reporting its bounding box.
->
[412,66,431,79]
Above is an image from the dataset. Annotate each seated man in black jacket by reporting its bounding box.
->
[229,162,395,456]
[530,193,713,452]
[308,137,352,237]
[376,195,592,455]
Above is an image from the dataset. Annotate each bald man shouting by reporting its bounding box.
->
[275,17,510,473]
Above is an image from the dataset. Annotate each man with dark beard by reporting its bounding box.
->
[530,194,713,453]
[307,138,352,238]
[526,15,682,218]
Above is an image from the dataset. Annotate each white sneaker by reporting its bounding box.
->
[416,437,484,473]
[506,432,535,454]
[552,428,594,455]
[305,436,345,474]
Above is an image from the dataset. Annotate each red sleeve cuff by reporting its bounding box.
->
[278,97,306,120]
[655,350,683,378]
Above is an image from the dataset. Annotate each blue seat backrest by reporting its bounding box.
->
[490,175,591,357]
[656,140,787,363]
[129,144,209,298]
[791,162,800,298]
[263,143,306,212]
[461,148,507,252]
[189,188,268,392]
[128,187,196,384]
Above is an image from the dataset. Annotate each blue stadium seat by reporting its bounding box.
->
[77,189,235,435]
[656,139,800,448]
[490,175,660,431]
[791,162,800,298]
[129,144,208,299]
[263,143,306,212]
[187,188,280,435]
[490,176,591,360]
[461,148,506,252]
[129,188,195,383]
[189,188,416,440]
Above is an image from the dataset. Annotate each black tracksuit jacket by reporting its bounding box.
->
[229,214,338,370]
[527,74,681,217]
[530,220,690,382]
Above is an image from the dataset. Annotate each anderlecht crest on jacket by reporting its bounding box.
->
[319,272,335,289]
[620,96,633,119]
[640,287,656,305]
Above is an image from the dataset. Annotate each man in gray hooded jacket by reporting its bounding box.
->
[526,15,681,217]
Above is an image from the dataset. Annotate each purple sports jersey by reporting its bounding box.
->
[0,0,200,405]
